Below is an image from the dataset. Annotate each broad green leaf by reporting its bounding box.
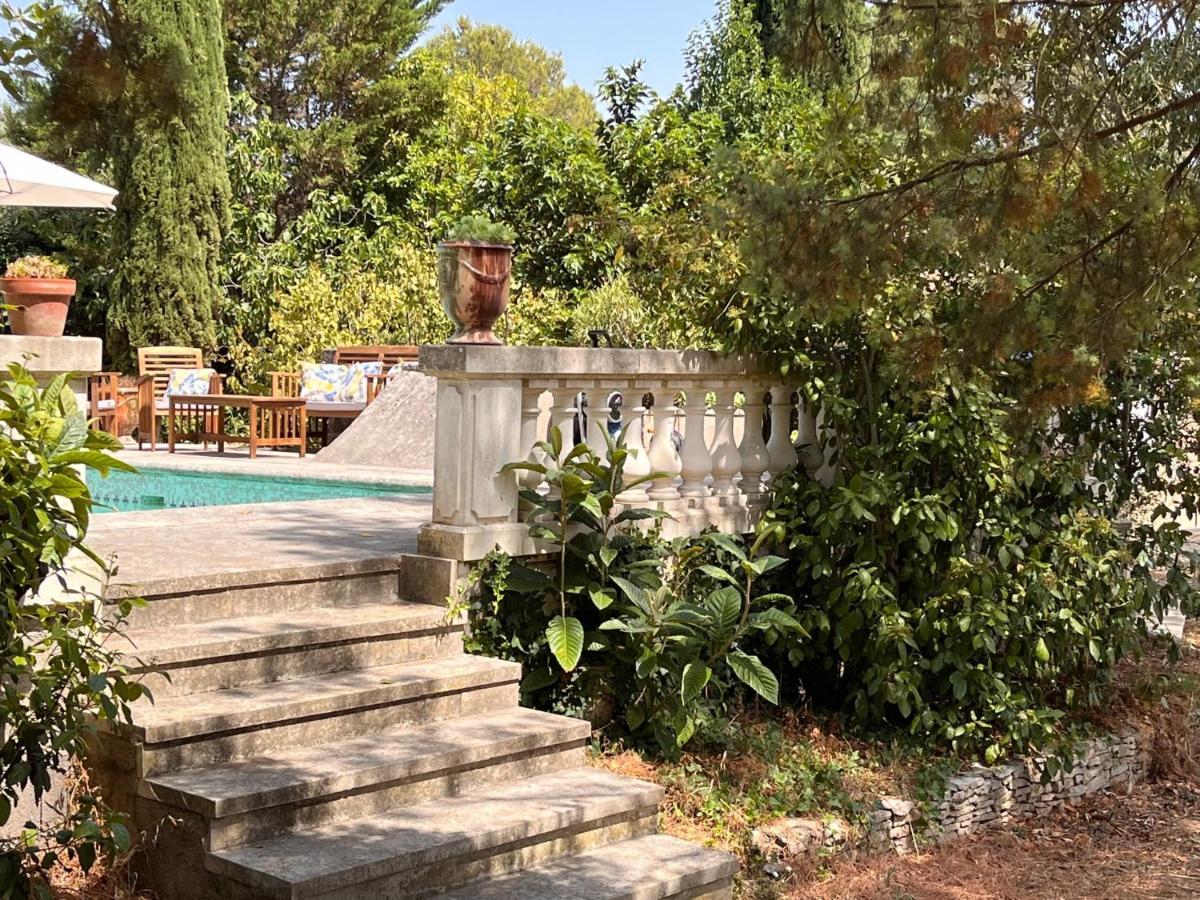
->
[706,586,743,636]
[698,564,740,586]
[610,574,645,604]
[705,532,747,561]
[589,588,615,610]
[546,616,585,671]
[681,661,712,702]
[1035,637,1050,663]
[748,555,787,576]
[728,650,779,704]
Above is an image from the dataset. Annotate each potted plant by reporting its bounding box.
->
[437,214,515,345]
[1,255,76,337]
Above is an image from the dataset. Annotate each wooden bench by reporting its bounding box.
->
[269,345,419,446]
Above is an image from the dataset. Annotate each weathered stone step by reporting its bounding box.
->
[111,558,404,629]
[143,708,591,850]
[116,655,521,776]
[206,768,664,899]
[437,833,739,900]
[122,602,463,697]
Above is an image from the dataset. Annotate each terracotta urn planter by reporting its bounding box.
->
[1,277,76,337]
[436,241,513,345]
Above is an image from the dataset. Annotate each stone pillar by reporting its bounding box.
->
[0,335,102,410]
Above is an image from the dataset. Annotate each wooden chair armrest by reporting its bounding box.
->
[209,373,225,394]
[88,372,120,414]
[137,376,156,407]
[270,371,301,398]
[88,371,120,392]
[366,373,388,405]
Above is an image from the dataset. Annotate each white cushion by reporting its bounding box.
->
[306,400,366,414]
[94,398,116,411]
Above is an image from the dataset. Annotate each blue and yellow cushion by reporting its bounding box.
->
[339,361,382,403]
[300,363,347,402]
[299,362,382,404]
[163,367,215,397]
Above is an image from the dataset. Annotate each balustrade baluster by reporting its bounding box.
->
[583,387,610,460]
[767,384,799,477]
[647,387,682,502]
[710,386,742,498]
[797,400,823,476]
[617,391,651,503]
[548,384,579,458]
[738,385,770,497]
[678,385,712,498]
[517,383,546,509]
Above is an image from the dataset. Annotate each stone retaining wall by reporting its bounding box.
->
[869,730,1150,852]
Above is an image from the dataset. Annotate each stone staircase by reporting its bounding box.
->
[87,556,736,900]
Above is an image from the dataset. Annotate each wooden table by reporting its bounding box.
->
[168,395,308,458]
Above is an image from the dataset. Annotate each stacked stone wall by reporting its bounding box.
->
[869,730,1149,852]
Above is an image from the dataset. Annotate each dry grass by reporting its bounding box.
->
[790,780,1200,900]
[786,623,1200,900]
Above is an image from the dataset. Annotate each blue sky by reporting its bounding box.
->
[425,1,717,97]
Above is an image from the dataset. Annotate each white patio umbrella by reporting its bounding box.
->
[0,142,117,209]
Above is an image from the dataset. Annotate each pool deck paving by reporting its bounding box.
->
[87,494,431,592]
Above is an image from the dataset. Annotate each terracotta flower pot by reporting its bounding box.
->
[437,241,513,345]
[1,277,76,337]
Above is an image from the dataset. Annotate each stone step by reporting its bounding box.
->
[116,655,521,776]
[111,558,404,629]
[207,768,664,899]
[437,833,739,900]
[143,708,592,850]
[122,602,463,697]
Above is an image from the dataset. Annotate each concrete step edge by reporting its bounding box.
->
[105,555,404,603]
[112,655,522,745]
[141,708,592,818]
[205,768,665,898]
[120,601,462,669]
[435,833,740,900]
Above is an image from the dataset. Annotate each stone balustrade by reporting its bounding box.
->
[417,345,823,561]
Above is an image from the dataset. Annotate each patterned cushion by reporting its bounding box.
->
[340,361,382,403]
[300,362,380,403]
[163,368,215,397]
[300,363,347,402]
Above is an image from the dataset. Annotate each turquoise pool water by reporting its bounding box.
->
[88,467,430,513]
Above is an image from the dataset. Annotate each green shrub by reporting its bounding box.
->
[0,364,143,895]
[758,377,1200,763]
[567,273,653,348]
[459,428,802,755]
[229,241,448,388]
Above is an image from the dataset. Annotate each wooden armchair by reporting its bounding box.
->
[135,346,222,450]
[88,371,122,436]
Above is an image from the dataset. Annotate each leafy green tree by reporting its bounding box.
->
[106,0,232,362]
[223,0,448,225]
[423,18,597,131]
[710,0,1200,757]
[744,0,867,88]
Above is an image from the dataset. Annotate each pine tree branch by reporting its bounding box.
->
[827,88,1200,206]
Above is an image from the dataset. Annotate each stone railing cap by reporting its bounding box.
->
[0,334,103,374]
[419,344,767,379]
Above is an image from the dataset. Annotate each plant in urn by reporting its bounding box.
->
[437,215,515,345]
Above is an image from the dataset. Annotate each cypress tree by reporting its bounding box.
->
[108,0,230,364]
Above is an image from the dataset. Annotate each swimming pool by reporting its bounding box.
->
[88,467,430,513]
